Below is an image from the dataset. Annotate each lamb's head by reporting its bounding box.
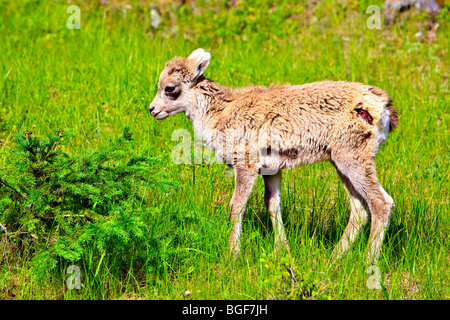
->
[149,48,211,120]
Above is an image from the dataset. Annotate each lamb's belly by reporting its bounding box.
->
[260,147,331,172]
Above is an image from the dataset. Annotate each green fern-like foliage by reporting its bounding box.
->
[0,128,179,279]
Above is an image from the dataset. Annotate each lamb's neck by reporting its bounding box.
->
[185,77,232,145]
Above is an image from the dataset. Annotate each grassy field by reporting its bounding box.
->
[0,0,449,300]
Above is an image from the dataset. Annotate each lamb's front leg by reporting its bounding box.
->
[229,164,258,255]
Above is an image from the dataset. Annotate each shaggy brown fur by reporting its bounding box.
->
[149,49,399,263]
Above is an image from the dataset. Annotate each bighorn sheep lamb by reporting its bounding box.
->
[149,49,398,263]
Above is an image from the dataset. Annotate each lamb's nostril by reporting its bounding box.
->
[149,106,155,114]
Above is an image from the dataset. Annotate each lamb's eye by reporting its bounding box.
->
[165,86,176,93]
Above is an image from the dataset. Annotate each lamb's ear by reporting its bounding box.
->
[188,48,211,79]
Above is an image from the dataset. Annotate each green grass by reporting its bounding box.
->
[0,0,449,299]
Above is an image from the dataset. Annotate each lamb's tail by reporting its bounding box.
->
[386,102,398,132]
[368,86,399,132]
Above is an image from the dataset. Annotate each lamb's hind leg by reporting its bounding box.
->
[263,170,288,254]
[331,165,369,260]
[332,156,394,264]
[368,181,394,263]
